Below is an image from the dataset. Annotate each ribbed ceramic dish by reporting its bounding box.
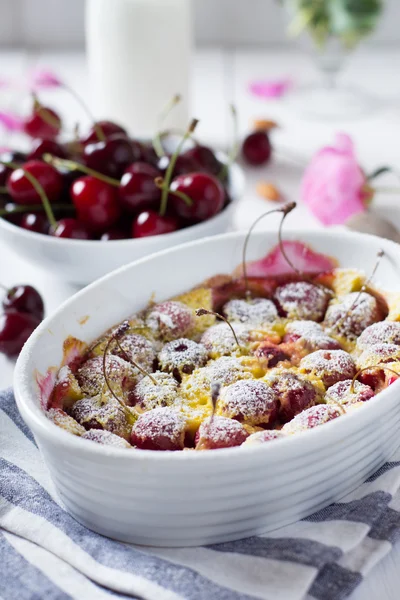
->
[14,229,400,547]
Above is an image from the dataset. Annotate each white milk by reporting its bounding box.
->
[85,0,192,137]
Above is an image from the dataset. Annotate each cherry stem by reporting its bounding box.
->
[102,322,132,411]
[43,154,120,187]
[350,364,399,394]
[374,186,400,194]
[195,381,220,451]
[114,338,157,385]
[218,104,239,181]
[0,203,73,217]
[0,160,57,228]
[159,118,199,217]
[152,94,182,158]
[242,202,297,298]
[0,186,7,194]
[327,250,384,336]
[154,177,192,206]
[33,95,60,130]
[195,308,245,353]
[60,84,105,142]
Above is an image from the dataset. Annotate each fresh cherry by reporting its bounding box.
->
[50,218,91,239]
[2,285,44,320]
[71,176,121,233]
[170,172,225,221]
[118,162,161,213]
[242,131,271,166]
[0,310,40,357]
[24,105,61,140]
[6,160,62,205]
[0,151,26,186]
[28,139,67,161]
[81,120,127,144]
[83,134,140,178]
[20,213,48,234]
[132,210,178,238]
[100,228,127,241]
[182,145,222,176]
[157,154,199,177]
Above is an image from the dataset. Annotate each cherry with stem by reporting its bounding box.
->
[218,104,239,181]
[195,307,246,353]
[195,382,221,450]
[152,94,182,159]
[43,154,120,187]
[0,203,72,217]
[350,364,399,394]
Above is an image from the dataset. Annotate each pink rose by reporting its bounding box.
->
[301,133,367,226]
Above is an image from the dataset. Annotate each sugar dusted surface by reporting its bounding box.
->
[70,394,130,439]
[197,416,248,449]
[265,370,319,421]
[300,349,356,387]
[83,429,132,448]
[243,429,286,445]
[218,379,278,425]
[222,298,278,326]
[47,408,85,436]
[158,338,208,374]
[324,292,380,339]
[201,323,250,357]
[282,404,342,434]
[285,320,340,352]
[357,343,400,369]
[145,301,194,341]
[132,371,180,410]
[357,321,400,352]
[131,407,186,450]
[325,379,374,406]
[76,355,137,397]
[275,282,330,321]
[113,333,156,374]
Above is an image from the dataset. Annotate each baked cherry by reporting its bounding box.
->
[274,282,330,322]
[158,338,208,376]
[195,416,248,449]
[0,310,40,357]
[222,298,278,326]
[76,354,137,398]
[146,301,194,341]
[20,212,49,234]
[28,139,67,161]
[254,341,290,368]
[201,322,249,358]
[170,172,225,221]
[71,393,132,440]
[325,379,374,407]
[112,333,156,374]
[356,321,400,352]
[324,292,381,340]
[357,343,400,370]
[131,407,186,450]
[71,176,121,233]
[47,408,86,436]
[282,404,342,434]
[81,120,128,144]
[50,218,91,240]
[82,429,131,448]
[243,430,286,445]
[242,131,271,166]
[2,284,44,320]
[130,371,179,411]
[118,162,161,213]
[284,321,340,352]
[7,160,63,205]
[24,105,61,140]
[300,349,356,388]
[182,145,223,176]
[132,210,178,238]
[218,379,279,426]
[266,371,320,422]
[83,134,140,178]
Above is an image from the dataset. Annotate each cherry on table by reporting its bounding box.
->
[170,172,225,221]
[71,176,121,233]
[83,134,140,179]
[2,285,44,320]
[28,139,67,161]
[119,162,161,213]
[50,218,91,239]
[6,160,63,205]
[24,106,61,140]
[81,120,128,144]
[132,210,178,238]
[20,213,49,234]
[242,131,271,166]
[0,310,41,357]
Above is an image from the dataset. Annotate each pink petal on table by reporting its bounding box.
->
[0,111,24,132]
[244,240,337,278]
[27,68,63,89]
[249,79,293,99]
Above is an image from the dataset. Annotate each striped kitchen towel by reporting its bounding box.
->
[2,387,400,600]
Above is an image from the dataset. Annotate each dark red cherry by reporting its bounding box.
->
[170,172,225,221]
[24,106,61,140]
[28,139,67,161]
[0,310,41,357]
[71,176,121,233]
[242,131,271,166]
[132,210,178,238]
[3,285,44,320]
[50,218,91,239]
[157,154,199,177]
[0,202,23,225]
[118,162,161,213]
[81,120,127,144]
[6,160,63,205]
[100,228,127,241]
[83,134,140,179]
[182,146,222,176]
[0,151,26,186]
[20,213,48,234]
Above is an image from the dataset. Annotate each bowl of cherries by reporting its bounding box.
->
[0,100,245,286]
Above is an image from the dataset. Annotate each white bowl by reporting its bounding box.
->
[14,229,400,547]
[0,162,244,286]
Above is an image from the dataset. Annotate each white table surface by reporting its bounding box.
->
[1,47,400,600]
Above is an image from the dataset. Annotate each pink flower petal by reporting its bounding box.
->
[301,133,366,226]
[244,241,337,278]
[35,367,58,410]
[249,78,292,99]
[0,111,24,132]
[27,68,63,90]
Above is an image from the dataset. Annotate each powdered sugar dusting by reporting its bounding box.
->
[357,321,400,352]
[285,320,340,352]
[325,379,374,406]
[76,355,137,397]
[222,298,278,326]
[357,343,400,369]
[158,338,208,374]
[112,334,156,373]
[218,379,278,425]
[82,429,131,448]
[131,371,180,410]
[324,292,380,339]
[145,301,194,341]
[196,416,248,449]
[300,349,356,387]
[70,393,131,439]
[282,404,341,434]
[243,429,286,445]
[201,323,250,357]
[275,282,330,321]
[131,407,186,450]
[46,408,85,436]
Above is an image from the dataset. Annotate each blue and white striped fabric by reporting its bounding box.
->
[2,387,400,600]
